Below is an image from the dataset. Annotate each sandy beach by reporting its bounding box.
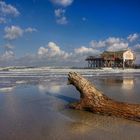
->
[0,67,140,140]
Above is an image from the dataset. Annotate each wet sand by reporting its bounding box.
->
[0,69,140,140]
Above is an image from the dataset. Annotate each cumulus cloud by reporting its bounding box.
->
[25,27,37,33]
[74,46,100,55]
[38,47,48,56]
[106,37,128,51]
[4,25,23,40]
[90,37,128,51]
[26,43,100,66]
[54,9,68,25]
[4,25,37,40]
[73,46,101,64]
[51,0,73,24]
[50,0,73,7]
[38,42,69,59]
[55,9,65,17]
[0,1,19,17]
[90,40,106,49]
[0,1,20,24]
[0,50,15,61]
[107,42,128,51]
[1,33,140,66]
[127,33,139,42]
[56,16,68,25]
[106,37,120,45]
[0,43,16,66]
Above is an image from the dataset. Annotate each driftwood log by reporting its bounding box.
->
[68,72,140,122]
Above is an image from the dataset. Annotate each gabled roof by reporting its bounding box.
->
[102,49,129,55]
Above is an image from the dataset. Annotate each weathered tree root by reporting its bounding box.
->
[68,72,140,122]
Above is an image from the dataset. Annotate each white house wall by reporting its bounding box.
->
[123,50,134,60]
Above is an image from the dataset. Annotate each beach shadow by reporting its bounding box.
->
[54,94,78,103]
[46,92,78,103]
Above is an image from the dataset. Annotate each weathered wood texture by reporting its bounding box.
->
[68,72,140,122]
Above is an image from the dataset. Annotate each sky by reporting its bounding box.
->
[0,0,140,67]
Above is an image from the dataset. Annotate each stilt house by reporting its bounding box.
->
[85,49,135,68]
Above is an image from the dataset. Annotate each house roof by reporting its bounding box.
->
[102,49,129,55]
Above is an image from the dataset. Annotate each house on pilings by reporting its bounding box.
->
[85,49,136,69]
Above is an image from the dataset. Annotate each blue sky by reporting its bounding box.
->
[0,0,140,66]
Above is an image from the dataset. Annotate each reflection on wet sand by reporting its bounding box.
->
[37,79,68,94]
[122,79,134,90]
[100,78,123,85]
[38,83,61,94]
[0,86,15,93]
[99,77,135,90]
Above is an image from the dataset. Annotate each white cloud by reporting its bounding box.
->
[38,47,48,56]
[107,42,128,51]
[4,25,37,40]
[37,43,101,65]
[38,42,69,59]
[1,33,140,66]
[90,40,106,48]
[0,1,20,17]
[0,1,19,24]
[90,37,128,51]
[127,33,139,42]
[0,50,15,61]
[106,37,121,45]
[27,43,98,66]
[4,25,23,40]
[54,9,68,25]
[48,42,62,56]
[25,27,37,33]
[106,37,128,51]
[0,43,15,65]
[74,46,100,55]
[70,46,100,64]
[51,0,73,7]
[56,16,68,25]
[55,9,65,17]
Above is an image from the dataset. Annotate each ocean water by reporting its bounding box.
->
[0,67,140,140]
